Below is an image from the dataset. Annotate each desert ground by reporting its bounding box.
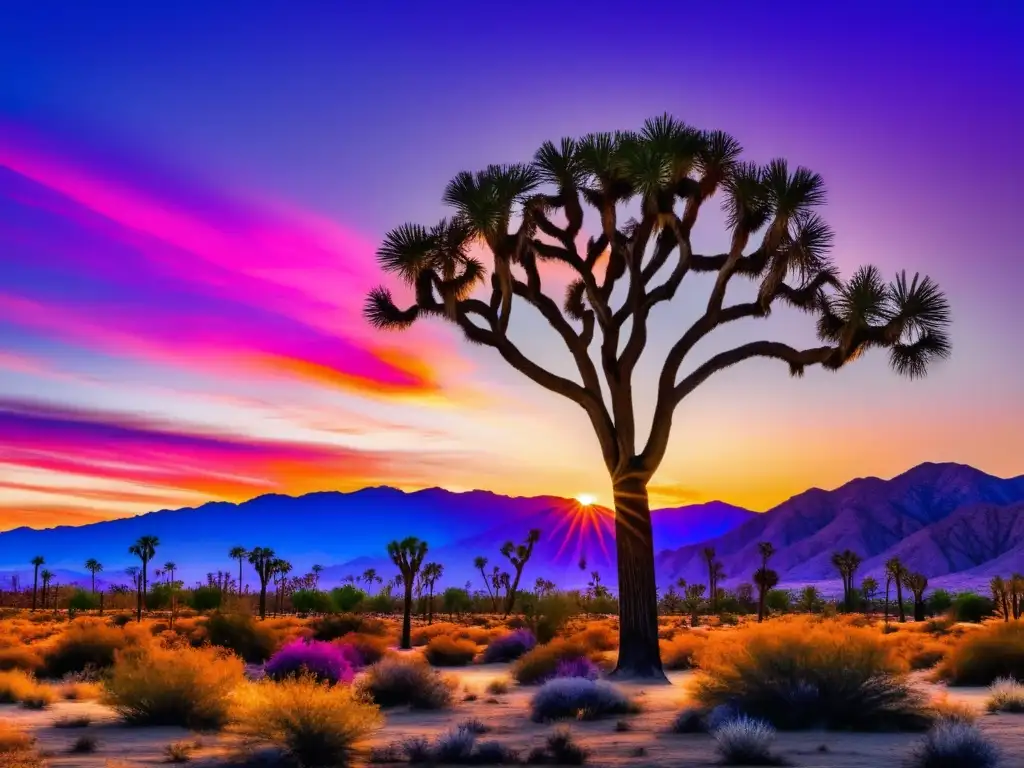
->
[2,609,1023,768]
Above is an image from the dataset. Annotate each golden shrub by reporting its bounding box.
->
[104,644,244,729]
[233,674,381,767]
[660,630,708,670]
[937,620,1024,686]
[423,636,477,666]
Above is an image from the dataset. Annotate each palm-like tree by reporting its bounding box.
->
[886,558,907,623]
[273,560,293,615]
[363,118,952,678]
[421,562,444,625]
[311,564,324,590]
[163,561,177,586]
[30,555,44,612]
[755,542,775,622]
[861,576,879,616]
[753,566,779,621]
[831,549,863,611]
[84,559,103,595]
[128,535,159,621]
[247,547,276,620]
[474,556,496,611]
[903,572,929,622]
[362,568,381,593]
[387,537,428,649]
[228,547,248,598]
[39,569,53,609]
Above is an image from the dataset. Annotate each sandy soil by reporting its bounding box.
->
[4,668,1022,768]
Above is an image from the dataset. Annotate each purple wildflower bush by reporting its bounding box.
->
[553,656,600,681]
[482,629,537,663]
[264,639,358,685]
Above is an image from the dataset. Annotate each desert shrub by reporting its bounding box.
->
[330,586,366,614]
[105,644,244,729]
[233,674,381,768]
[0,646,42,673]
[42,620,128,677]
[0,670,50,705]
[424,636,477,667]
[553,657,599,681]
[310,614,386,642]
[67,590,99,614]
[69,735,98,754]
[512,639,595,685]
[928,694,977,724]
[530,727,587,765]
[692,617,929,730]
[927,591,955,617]
[986,677,1024,713]
[265,639,356,685]
[292,590,334,616]
[60,680,104,700]
[529,678,636,722]
[410,623,460,647]
[950,593,993,624]
[110,613,133,627]
[334,633,389,665]
[205,612,277,663]
[162,740,195,763]
[433,726,477,764]
[482,629,536,663]
[486,677,511,695]
[356,656,455,709]
[713,716,783,766]
[448,626,497,645]
[53,715,92,728]
[660,631,707,670]
[568,625,617,653]
[19,686,56,709]
[671,706,713,734]
[938,620,1024,686]
[0,723,34,753]
[190,586,223,612]
[522,594,577,643]
[907,721,999,768]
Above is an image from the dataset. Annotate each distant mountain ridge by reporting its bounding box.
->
[656,463,1024,592]
[1,462,1022,594]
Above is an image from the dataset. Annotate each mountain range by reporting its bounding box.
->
[0,462,1021,595]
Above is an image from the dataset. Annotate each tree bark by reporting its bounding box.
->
[401,584,413,649]
[609,474,666,681]
[259,583,267,619]
[895,579,906,622]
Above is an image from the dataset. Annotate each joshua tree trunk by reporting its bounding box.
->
[428,585,435,625]
[31,569,39,612]
[895,578,906,623]
[757,584,766,623]
[610,474,664,681]
[238,559,244,599]
[401,583,414,649]
[258,583,268,620]
[884,577,891,626]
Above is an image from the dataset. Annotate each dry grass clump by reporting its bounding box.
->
[0,670,54,707]
[937,620,1024,686]
[53,714,93,728]
[907,721,999,768]
[410,622,463,647]
[69,734,99,754]
[0,646,42,673]
[927,694,977,724]
[486,677,511,695]
[424,636,477,667]
[511,640,595,685]
[529,678,637,722]
[692,616,929,730]
[334,633,390,665]
[448,626,499,645]
[105,644,244,729]
[986,677,1024,713]
[204,612,279,663]
[567,623,618,653]
[884,630,952,671]
[0,723,34,753]
[712,716,785,766]
[60,680,104,700]
[41,619,131,677]
[234,674,381,767]
[527,727,588,765]
[356,656,456,710]
[163,740,198,763]
[660,630,708,670]
[310,614,388,642]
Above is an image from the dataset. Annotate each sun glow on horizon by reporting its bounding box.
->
[575,493,597,506]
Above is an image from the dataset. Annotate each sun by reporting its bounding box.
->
[575,493,598,506]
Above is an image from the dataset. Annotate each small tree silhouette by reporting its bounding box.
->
[499,529,541,616]
[84,558,103,595]
[388,537,428,649]
[886,557,907,623]
[128,535,159,621]
[248,547,276,620]
[473,556,496,611]
[229,547,248,598]
[30,555,44,612]
[421,562,444,625]
[831,549,863,611]
[903,571,929,622]
[755,542,775,622]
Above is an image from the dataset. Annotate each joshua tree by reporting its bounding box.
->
[39,569,53,609]
[311,564,324,589]
[229,547,247,597]
[796,585,823,613]
[903,572,929,622]
[421,562,444,624]
[753,567,779,620]
[473,556,497,610]
[1011,574,1024,620]
[587,571,611,600]
[992,577,1012,621]
[388,537,428,649]
[499,529,541,616]
[128,535,159,621]
[30,555,44,612]
[681,584,706,627]
[886,557,907,622]
[755,542,775,622]
[125,566,141,612]
[248,547,276,619]
[84,558,103,595]
[163,561,177,586]
[363,117,951,677]
[271,559,293,615]
[831,549,863,611]
[362,568,382,593]
[861,576,879,616]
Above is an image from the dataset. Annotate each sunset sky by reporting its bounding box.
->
[1,2,1022,530]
